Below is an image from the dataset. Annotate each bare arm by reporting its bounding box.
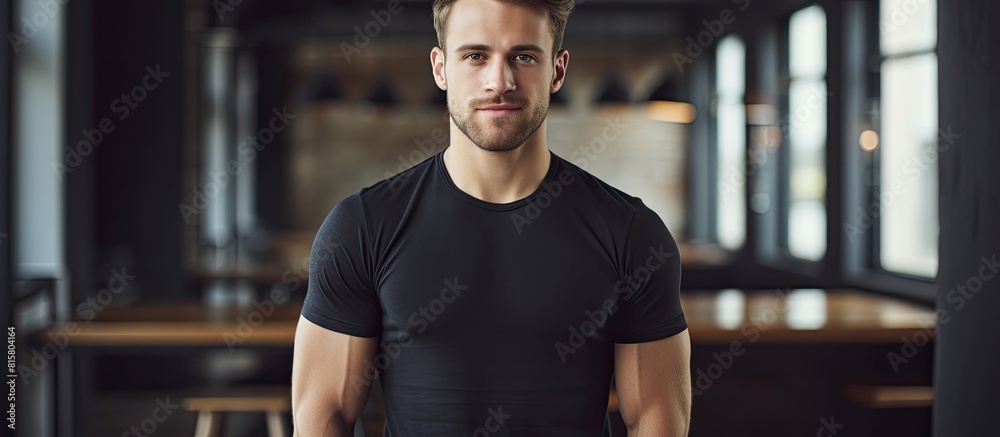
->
[292,316,378,436]
[614,328,692,436]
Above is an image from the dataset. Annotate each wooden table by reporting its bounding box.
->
[52,289,935,347]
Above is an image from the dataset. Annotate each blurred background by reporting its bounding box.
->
[2,0,998,435]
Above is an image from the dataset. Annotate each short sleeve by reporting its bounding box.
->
[300,193,382,338]
[609,200,687,343]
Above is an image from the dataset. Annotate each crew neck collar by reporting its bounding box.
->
[436,149,560,212]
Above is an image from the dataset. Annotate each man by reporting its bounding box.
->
[292,0,691,435]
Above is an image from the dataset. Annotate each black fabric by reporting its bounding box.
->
[302,149,687,436]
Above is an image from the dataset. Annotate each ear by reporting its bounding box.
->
[550,48,569,93]
[430,47,448,91]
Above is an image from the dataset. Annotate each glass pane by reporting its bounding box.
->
[785,6,827,261]
[879,54,938,277]
[880,0,936,54]
[716,36,746,250]
[15,0,65,275]
[789,200,826,260]
[789,5,827,79]
[787,79,827,261]
[716,36,745,96]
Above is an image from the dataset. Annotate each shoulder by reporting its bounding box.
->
[315,153,437,243]
[552,152,652,219]
[358,152,436,207]
[322,152,439,225]
[551,153,677,253]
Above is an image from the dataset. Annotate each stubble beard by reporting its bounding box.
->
[448,93,550,152]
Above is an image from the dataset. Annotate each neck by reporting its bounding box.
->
[442,122,551,204]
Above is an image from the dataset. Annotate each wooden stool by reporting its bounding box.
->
[842,385,933,437]
[182,387,291,437]
[843,385,933,408]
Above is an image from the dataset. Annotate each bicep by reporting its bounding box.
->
[614,329,692,434]
[292,316,377,434]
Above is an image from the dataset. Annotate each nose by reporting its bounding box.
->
[482,58,516,96]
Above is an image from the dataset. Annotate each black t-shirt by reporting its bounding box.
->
[301,149,687,437]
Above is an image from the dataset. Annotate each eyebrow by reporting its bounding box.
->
[453,44,546,54]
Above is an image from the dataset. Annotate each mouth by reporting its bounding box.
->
[477,104,522,117]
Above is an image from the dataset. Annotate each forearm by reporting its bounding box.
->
[292,410,355,437]
[622,390,691,437]
[626,410,689,437]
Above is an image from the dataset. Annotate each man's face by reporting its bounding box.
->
[432,0,566,152]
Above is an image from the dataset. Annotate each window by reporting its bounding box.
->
[785,5,827,261]
[876,0,938,277]
[716,35,746,250]
[14,0,65,277]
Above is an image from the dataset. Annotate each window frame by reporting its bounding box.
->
[688,0,938,302]
[751,2,830,278]
[841,0,937,302]
[872,6,939,281]
[781,3,829,264]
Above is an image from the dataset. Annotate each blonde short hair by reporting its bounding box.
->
[432,0,575,57]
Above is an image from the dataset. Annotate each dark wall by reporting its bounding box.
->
[73,0,187,300]
[65,0,96,315]
[255,44,292,231]
[934,1,1000,435]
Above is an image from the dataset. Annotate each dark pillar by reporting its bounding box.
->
[255,44,292,231]
[66,0,96,313]
[90,0,187,300]
[934,1,1000,435]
